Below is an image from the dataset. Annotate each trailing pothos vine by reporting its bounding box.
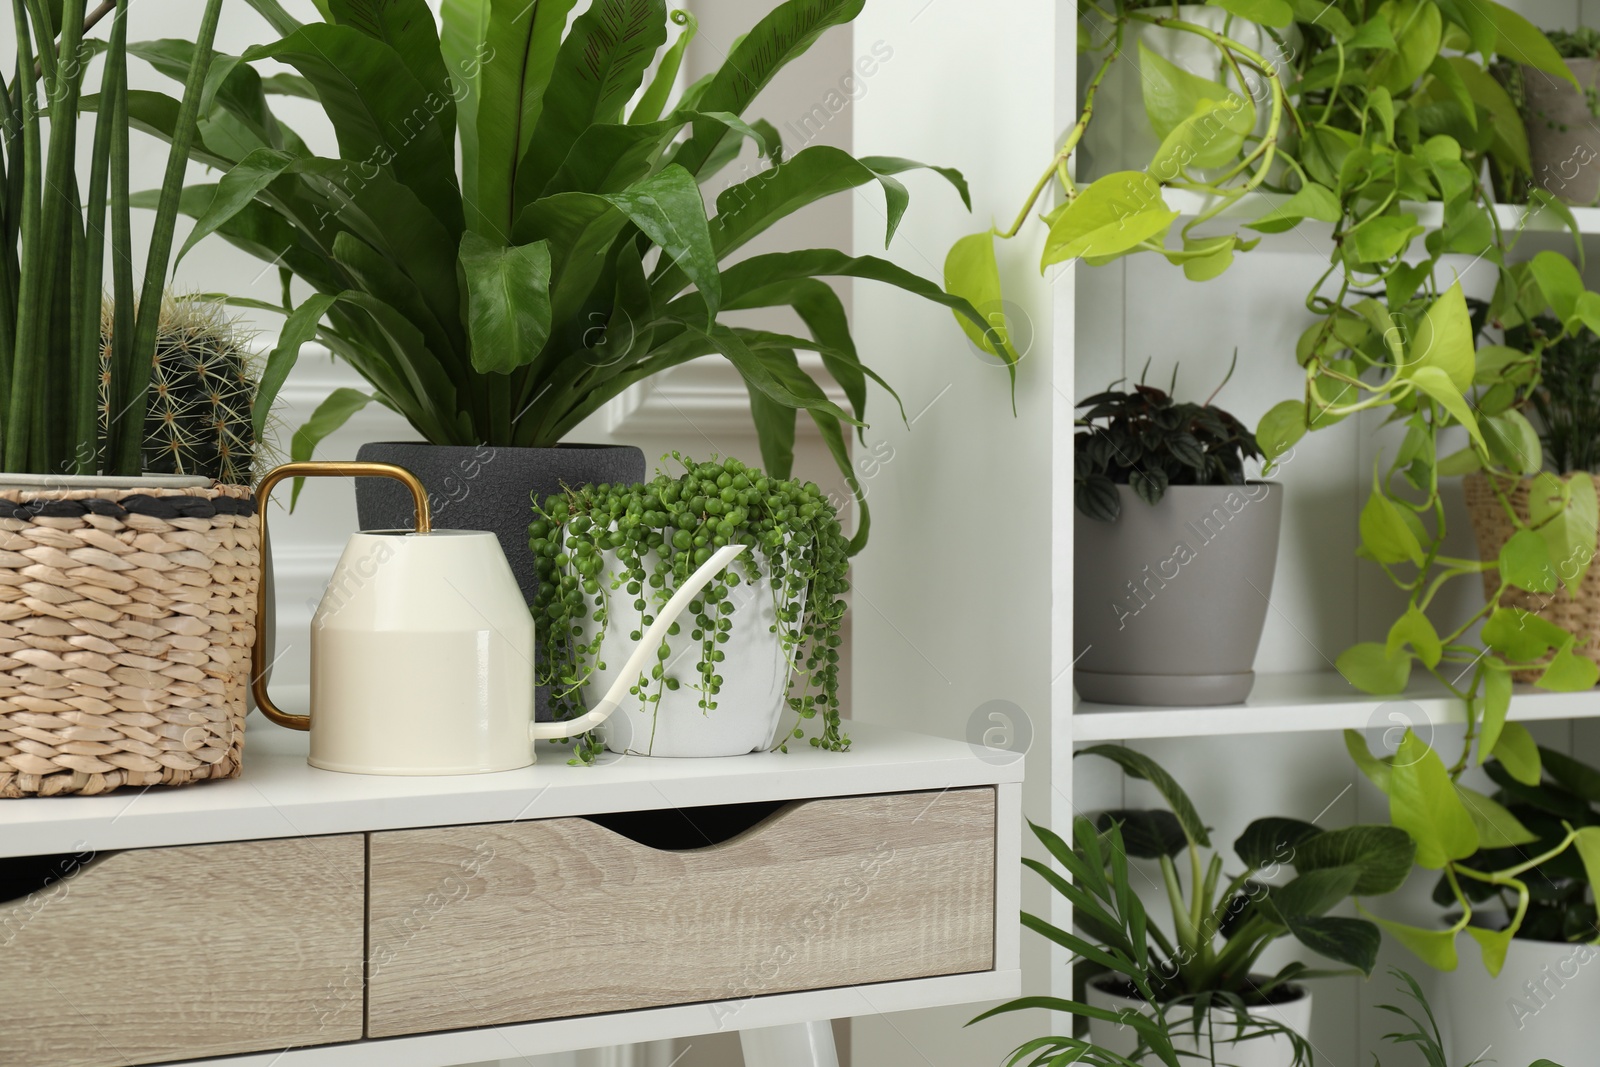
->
[529,455,849,763]
[948,0,1600,972]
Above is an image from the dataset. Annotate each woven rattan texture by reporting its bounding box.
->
[0,486,259,797]
[1465,472,1600,684]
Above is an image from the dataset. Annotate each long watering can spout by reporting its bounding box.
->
[530,543,747,742]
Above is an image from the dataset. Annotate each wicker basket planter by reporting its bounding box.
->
[1464,471,1600,683]
[0,484,260,797]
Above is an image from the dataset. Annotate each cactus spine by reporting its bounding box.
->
[100,297,262,484]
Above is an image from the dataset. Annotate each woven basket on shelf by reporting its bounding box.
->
[1463,471,1600,683]
[0,485,259,797]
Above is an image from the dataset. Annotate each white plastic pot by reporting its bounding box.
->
[1080,6,1299,182]
[1086,976,1312,1066]
[1439,936,1600,1066]
[582,547,805,757]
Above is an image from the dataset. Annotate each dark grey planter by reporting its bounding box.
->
[1524,59,1600,206]
[1074,482,1282,706]
[354,442,646,721]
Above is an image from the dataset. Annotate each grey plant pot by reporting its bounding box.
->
[1524,59,1600,206]
[1074,482,1283,706]
[354,442,646,722]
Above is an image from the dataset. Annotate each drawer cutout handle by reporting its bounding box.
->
[0,849,103,907]
[584,799,789,852]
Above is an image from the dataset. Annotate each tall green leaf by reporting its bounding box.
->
[440,0,488,199]
[114,0,225,474]
[242,26,463,234]
[467,0,580,236]
[667,0,865,179]
[1076,745,1211,847]
[458,232,554,373]
[513,0,667,209]
[630,9,696,124]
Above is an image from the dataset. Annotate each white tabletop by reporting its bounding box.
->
[0,705,1022,858]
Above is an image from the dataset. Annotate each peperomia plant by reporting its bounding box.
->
[529,455,848,763]
[1075,361,1263,521]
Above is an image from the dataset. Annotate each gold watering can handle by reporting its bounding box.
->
[250,462,432,731]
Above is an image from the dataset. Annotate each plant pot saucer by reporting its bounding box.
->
[0,473,211,491]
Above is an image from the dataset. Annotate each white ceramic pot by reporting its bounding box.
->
[1086,976,1312,1066]
[1440,937,1600,1066]
[583,547,804,757]
[1080,6,1299,182]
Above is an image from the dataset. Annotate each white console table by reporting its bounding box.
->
[0,718,1021,1067]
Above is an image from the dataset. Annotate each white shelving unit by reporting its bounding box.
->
[1062,7,1600,1067]
[849,0,1600,1064]
[1166,188,1600,235]
[1074,671,1600,741]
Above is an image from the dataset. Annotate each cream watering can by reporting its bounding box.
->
[250,462,745,775]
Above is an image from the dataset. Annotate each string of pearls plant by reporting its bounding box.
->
[529,455,850,764]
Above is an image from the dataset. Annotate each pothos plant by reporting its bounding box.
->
[946,0,1600,972]
[529,455,848,763]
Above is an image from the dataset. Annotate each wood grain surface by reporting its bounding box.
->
[1,834,365,1067]
[366,788,997,1037]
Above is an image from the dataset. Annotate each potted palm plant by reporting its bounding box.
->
[969,747,1414,1066]
[150,0,1005,603]
[0,0,269,797]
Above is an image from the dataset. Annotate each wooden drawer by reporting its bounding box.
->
[366,787,996,1037]
[1,835,365,1067]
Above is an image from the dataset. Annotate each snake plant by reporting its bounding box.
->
[151,0,1006,551]
[0,0,229,476]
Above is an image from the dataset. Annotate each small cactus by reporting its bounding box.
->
[99,296,262,485]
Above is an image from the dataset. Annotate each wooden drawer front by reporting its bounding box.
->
[367,787,996,1036]
[1,835,365,1067]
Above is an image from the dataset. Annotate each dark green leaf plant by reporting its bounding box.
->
[528,455,848,763]
[1075,359,1263,521]
[149,0,1010,553]
[968,747,1414,1067]
[1428,746,1600,947]
[0,0,260,475]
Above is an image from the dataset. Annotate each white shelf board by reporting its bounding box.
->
[1072,670,1600,741]
[0,702,1021,858]
[1166,188,1600,236]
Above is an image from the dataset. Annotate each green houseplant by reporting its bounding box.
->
[953,0,1600,973]
[0,0,254,478]
[530,454,847,762]
[0,0,283,800]
[968,748,1413,1066]
[1517,26,1600,206]
[1420,747,1600,1064]
[152,0,1006,561]
[1073,369,1282,706]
